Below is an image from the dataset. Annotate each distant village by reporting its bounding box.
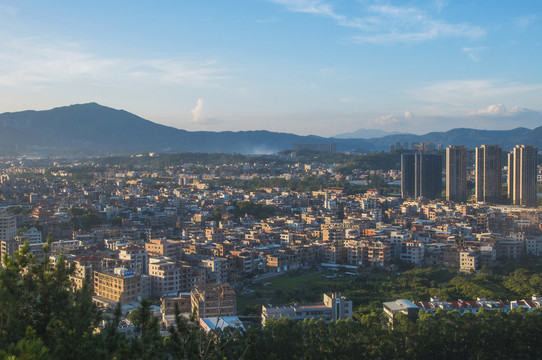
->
[0,145,541,333]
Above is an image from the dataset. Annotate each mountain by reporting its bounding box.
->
[367,127,537,150]
[333,128,405,139]
[0,103,539,156]
[0,103,370,156]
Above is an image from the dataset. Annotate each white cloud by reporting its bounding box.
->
[268,0,341,20]
[369,111,414,127]
[0,5,17,16]
[514,15,536,29]
[191,98,205,122]
[462,47,486,62]
[189,98,224,126]
[433,0,449,13]
[268,0,485,43]
[469,103,506,115]
[0,38,117,87]
[0,37,228,88]
[353,5,484,43]
[408,79,542,108]
[134,60,228,87]
[468,104,535,117]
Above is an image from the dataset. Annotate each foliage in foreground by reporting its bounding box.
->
[2,247,542,359]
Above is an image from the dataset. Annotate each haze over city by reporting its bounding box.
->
[0,0,541,136]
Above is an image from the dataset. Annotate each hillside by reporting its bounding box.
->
[0,103,539,156]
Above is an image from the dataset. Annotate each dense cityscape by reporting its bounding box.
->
[2,1,542,358]
[0,143,541,358]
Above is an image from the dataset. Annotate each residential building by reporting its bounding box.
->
[119,244,148,275]
[0,212,17,266]
[191,283,236,320]
[15,227,42,244]
[401,154,416,199]
[459,250,479,272]
[475,145,502,204]
[508,145,538,207]
[201,257,229,284]
[94,268,141,305]
[446,145,467,202]
[148,257,182,297]
[145,238,181,259]
[401,153,442,200]
[400,241,425,265]
[383,299,419,325]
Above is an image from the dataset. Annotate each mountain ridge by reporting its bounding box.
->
[0,103,540,156]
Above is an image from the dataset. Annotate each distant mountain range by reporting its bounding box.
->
[333,128,404,139]
[0,103,540,156]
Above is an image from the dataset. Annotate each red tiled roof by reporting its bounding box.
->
[420,301,431,309]
[450,301,462,308]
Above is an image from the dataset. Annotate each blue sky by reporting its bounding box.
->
[0,0,541,136]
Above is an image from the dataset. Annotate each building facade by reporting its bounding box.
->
[401,153,442,200]
[191,283,236,320]
[508,145,538,207]
[94,268,141,305]
[475,145,502,204]
[446,145,467,202]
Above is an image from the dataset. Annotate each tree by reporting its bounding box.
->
[0,242,102,360]
[67,207,85,217]
[165,303,204,359]
[128,299,164,359]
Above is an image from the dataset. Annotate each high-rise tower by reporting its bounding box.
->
[0,212,17,267]
[508,145,537,207]
[401,153,442,200]
[446,145,467,203]
[475,145,502,204]
[401,154,416,199]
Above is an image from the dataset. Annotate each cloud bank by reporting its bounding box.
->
[0,37,228,88]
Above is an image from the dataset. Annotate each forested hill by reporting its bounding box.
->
[0,103,540,156]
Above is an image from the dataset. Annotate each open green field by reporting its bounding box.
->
[237,260,542,317]
[236,268,380,316]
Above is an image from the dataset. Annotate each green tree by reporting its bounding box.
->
[67,207,85,217]
[128,299,164,359]
[0,244,102,360]
[164,304,204,359]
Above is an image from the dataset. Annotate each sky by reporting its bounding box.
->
[0,0,541,137]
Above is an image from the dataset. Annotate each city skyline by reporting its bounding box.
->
[0,1,541,136]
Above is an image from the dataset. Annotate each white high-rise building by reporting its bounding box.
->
[0,212,17,266]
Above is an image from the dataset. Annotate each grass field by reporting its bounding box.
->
[237,259,542,318]
[236,268,367,316]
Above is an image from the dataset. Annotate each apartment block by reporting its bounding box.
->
[94,268,141,305]
[191,283,236,320]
